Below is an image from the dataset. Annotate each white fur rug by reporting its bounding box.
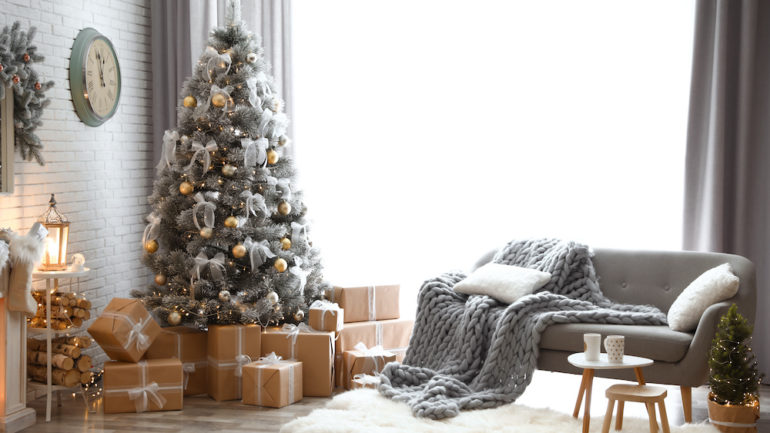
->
[281,389,719,433]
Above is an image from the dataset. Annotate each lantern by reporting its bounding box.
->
[38,194,70,271]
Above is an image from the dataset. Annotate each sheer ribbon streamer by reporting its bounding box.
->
[142,212,161,246]
[289,257,308,296]
[204,46,231,81]
[185,140,217,175]
[243,237,275,272]
[241,137,268,167]
[193,251,226,281]
[241,190,267,220]
[157,130,179,170]
[192,193,216,230]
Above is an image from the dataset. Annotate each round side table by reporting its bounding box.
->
[568,353,653,433]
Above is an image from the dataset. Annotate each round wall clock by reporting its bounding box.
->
[69,28,121,126]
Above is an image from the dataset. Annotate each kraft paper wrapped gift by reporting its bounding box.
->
[103,358,183,414]
[87,298,162,362]
[328,284,400,323]
[261,324,335,397]
[335,318,413,388]
[242,353,303,408]
[308,300,344,332]
[351,374,381,390]
[342,343,396,389]
[207,324,261,401]
[145,326,208,396]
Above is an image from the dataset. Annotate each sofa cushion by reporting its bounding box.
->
[539,323,692,363]
[454,263,551,304]
[667,263,739,332]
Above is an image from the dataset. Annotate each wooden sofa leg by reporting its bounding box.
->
[680,386,692,423]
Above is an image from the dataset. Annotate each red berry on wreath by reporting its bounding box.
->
[23,53,30,62]
[34,82,41,90]
[12,75,20,84]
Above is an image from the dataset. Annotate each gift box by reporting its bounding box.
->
[328,284,400,323]
[351,374,381,390]
[261,325,335,397]
[335,318,412,388]
[145,326,208,396]
[242,353,302,408]
[207,324,261,401]
[103,358,183,413]
[308,300,344,332]
[87,298,162,362]
[342,344,396,389]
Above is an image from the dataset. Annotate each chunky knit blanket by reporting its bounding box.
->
[378,238,667,419]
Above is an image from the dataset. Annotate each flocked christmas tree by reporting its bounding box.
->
[708,304,763,405]
[133,1,329,328]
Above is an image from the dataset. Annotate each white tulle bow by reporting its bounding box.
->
[157,130,179,170]
[204,46,231,81]
[194,251,226,281]
[142,212,161,246]
[291,222,308,249]
[241,190,267,219]
[241,137,268,168]
[289,257,308,296]
[192,193,216,230]
[243,237,275,272]
[185,140,218,175]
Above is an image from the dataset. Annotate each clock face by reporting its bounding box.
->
[85,39,119,118]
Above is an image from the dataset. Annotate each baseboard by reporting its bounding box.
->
[0,407,36,433]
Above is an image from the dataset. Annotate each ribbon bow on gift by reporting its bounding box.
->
[310,299,340,330]
[142,212,161,247]
[127,315,155,352]
[157,130,179,171]
[182,363,197,389]
[234,354,252,377]
[185,140,218,175]
[353,342,390,372]
[258,352,283,365]
[289,257,308,296]
[194,251,226,281]
[127,382,166,413]
[280,323,321,359]
[192,193,216,230]
[352,373,381,388]
[241,190,267,220]
[241,137,268,168]
[203,46,231,81]
[243,237,275,272]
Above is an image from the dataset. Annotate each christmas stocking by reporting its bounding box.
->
[7,223,47,316]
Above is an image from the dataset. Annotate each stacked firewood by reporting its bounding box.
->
[29,292,91,330]
[27,336,94,387]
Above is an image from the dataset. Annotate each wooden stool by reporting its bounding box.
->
[602,384,670,433]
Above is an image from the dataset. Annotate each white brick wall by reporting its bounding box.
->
[0,0,154,312]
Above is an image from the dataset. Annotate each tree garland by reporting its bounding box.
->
[0,22,54,165]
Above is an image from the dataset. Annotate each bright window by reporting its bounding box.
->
[292,0,695,311]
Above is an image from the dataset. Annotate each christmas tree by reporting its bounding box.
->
[133,1,328,328]
[708,304,763,405]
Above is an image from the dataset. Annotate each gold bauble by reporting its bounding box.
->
[278,201,291,216]
[266,149,279,165]
[293,310,305,322]
[232,243,247,258]
[154,274,167,286]
[274,258,288,273]
[212,93,226,108]
[266,291,279,304]
[179,181,194,195]
[218,290,231,302]
[144,240,159,254]
[167,311,182,326]
[222,164,236,177]
[200,227,213,239]
[224,216,238,228]
[183,96,197,108]
[280,237,291,250]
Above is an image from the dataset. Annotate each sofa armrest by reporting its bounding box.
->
[674,301,732,386]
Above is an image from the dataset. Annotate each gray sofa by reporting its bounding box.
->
[474,247,757,422]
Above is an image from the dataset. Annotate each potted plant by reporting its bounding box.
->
[707,304,763,433]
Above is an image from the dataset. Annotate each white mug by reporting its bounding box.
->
[604,335,625,363]
[583,333,600,361]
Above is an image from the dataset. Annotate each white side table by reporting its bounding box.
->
[29,268,90,422]
[568,353,653,433]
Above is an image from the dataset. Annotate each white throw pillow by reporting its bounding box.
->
[454,263,552,304]
[667,263,740,332]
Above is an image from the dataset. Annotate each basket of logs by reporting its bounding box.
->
[29,292,91,330]
[28,337,94,387]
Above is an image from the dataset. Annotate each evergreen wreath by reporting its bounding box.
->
[0,22,54,165]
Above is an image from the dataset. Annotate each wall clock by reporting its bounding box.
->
[69,28,121,126]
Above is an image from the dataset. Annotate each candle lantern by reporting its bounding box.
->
[38,194,70,271]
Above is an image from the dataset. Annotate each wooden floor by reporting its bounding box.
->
[22,370,770,432]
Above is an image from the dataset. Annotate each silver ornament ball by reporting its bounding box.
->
[246,53,257,63]
[293,310,305,322]
[266,291,279,305]
[218,290,231,302]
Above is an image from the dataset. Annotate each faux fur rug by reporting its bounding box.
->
[281,389,719,433]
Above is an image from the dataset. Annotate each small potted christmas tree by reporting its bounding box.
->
[707,304,762,433]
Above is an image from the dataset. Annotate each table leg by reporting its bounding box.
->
[573,369,589,417]
[602,398,615,433]
[634,367,646,385]
[583,369,594,433]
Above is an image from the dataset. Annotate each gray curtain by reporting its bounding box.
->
[683,0,770,382]
[151,0,294,163]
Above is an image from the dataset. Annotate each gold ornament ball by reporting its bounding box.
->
[183,96,197,108]
[218,290,231,302]
[278,201,291,216]
[179,181,194,195]
[274,258,288,273]
[280,237,291,250]
[232,243,247,258]
[200,227,213,239]
[154,274,167,286]
[266,149,279,165]
[212,93,226,108]
[167,311,182,326]
[266,291,279,305]
[222,164,236,177]
[144,240,159,254]
[224,216,238,228]
[293,310,305,322]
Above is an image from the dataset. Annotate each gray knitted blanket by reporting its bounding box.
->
[378,238,667,419]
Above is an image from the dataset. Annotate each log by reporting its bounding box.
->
[71,307,87,318]
[27,351,75,370]
[53,336,91,348]
[80,371,93,384]
[52,343,80,358]
[27,339,45,351]
[76,298,91,309]
[28,366,80,387]
[76,355,91,372]
[70,317,83,327]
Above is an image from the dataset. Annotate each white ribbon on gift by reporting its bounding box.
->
[192,193,216,230]
[309,300,341,331]
[204,46,231,81]
[289,257,308,296]
[142,212,161,246]
[352,373,381,389]
[246,76,261,108]
[156,129,179,170]
[168,332,208,390]
[352,342,390,373]
[241,137,268,168]
[279,323,325,360]
[254,353,297,406]
[241,190,267,220]
[99,312,154,352]
[103,361,182,413]
[206,326,251,398]
[243,237,275,272]
[375,322,384,347]
[290,222,308,248]
[185,140,217,175]
[368,285,377,322]
[193,251,226,281]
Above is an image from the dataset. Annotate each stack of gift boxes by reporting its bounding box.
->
[86,284,412,413]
